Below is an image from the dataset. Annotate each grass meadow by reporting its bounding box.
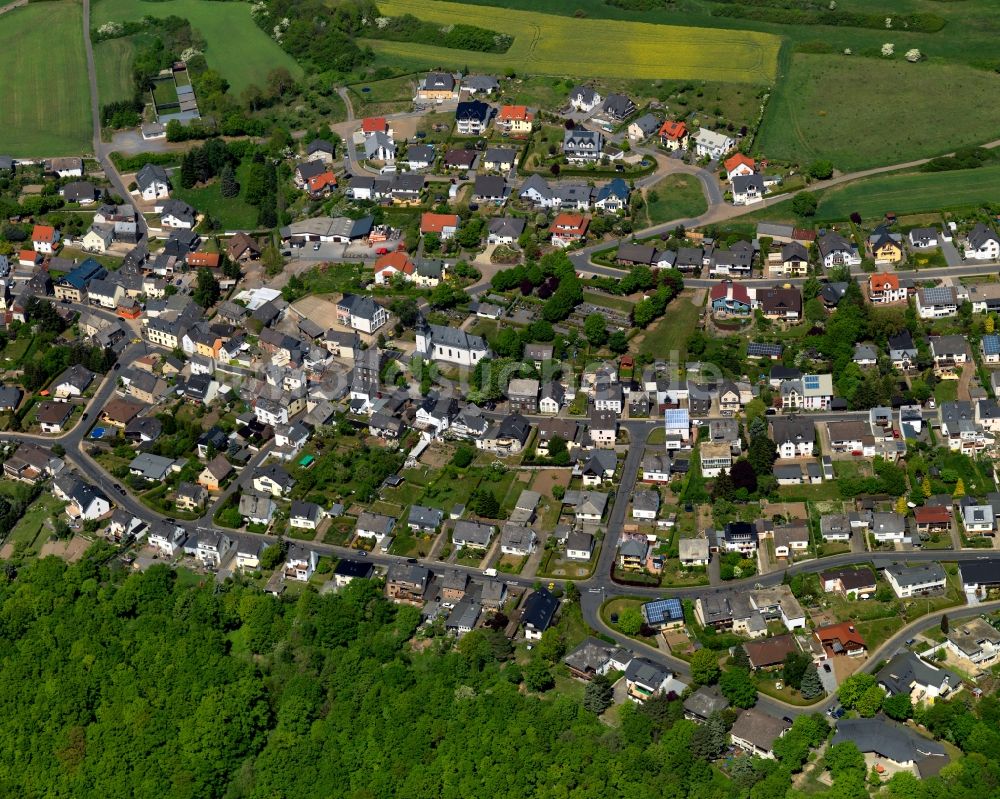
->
[643,174,709,227]
[94,36,142,105]
[816,165,1000,221]
[757,55,1000,171]
[369,0,780,83]
[0,2,92,157]
[92,0,302,94]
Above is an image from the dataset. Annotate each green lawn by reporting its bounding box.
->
[757,54,1000,171]
[582,290,634,315]
[643,174,708,226]
[0,2,92,156]
[92,0,302,94]
[347,74,418,117]
[935,380,959,405]
[7,494,66,553]
[95,36,141,106]
[637,295,701,361]
[816,165,1000,221]
[172,161,261,230]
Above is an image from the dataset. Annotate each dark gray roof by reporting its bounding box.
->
[832,717,948,776]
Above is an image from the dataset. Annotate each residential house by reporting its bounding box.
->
[867,226,904,264]
[500,523,537,556]
[336,294,388,333]
[568,85,602,112]
[869,272,907,304]
[417,72,458,102]
[624,658,686,703]
[817,231,861,269]
[252,463,294,497]
[356,511,396,541]
[658,120,688,150]
[408,504,444,533]
[627,113,659,141]
[238,492,275,526]
[732,174,765,206]
[780,374,833,411]
[198,454,233,491]
[820,567,877,596]
[641,598,684,630]
[710,280,752,316]
[814,621,867,658]
[632,490,660,520]
[565,531,594,561]
[877,651,960,704]
[888,331,918,370]
[487,216,526,245]
[563,130,603,163]
[945,618,1000,666]
[756,286,802,321]
[415,320,489,367]
[602,93,637,120]
[386,562,431,605]
[589,407,618,448]
[744,634,801,671]
[53,476,110,521]
[473,174,508,204]
[884,563,947,598]
[832,717,949,778]
[482,146,518,171]
[332,559,375,589]
[35,401,74,433]
[916,286,959,319]
[909,227,939,248]
[684,686,729,723]
[455,100,492,135]
[729,709,790,759]
[679,538,710,567]
[497,105,533,135]
[521,587,559,640]
[136,163,170,201]
[563,637,632,681]
[964,223,1000,260]
[693,128,735,160]
[594,178,630,213]
[420,212,460,240]
[963,503,995,536]
[289,501,324,531]
[451,520,495,550]
[550,213,589,248]
[770,417,815,459]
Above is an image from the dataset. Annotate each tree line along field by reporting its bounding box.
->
[91,0,302,97]
[0,1,92,157]
[369,0,781,83]
[815,165,1000,221]
[756,55,1000,172]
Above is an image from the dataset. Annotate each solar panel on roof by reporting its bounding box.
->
[983,335,1000,355]
[804,376,820,389]
[747,342,782,357]
[643,598,683,623]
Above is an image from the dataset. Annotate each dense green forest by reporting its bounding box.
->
[2,549,1000,799]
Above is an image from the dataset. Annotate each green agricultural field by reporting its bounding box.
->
[92,0,302,95]
[643,174,708,227]
[757,54,1000,172]
[0,2,92,157]
[369,0,780,83]
[816,165,1000,221]
[94,36,140,106]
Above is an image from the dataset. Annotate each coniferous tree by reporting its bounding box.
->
[800,665,824,699]
[220,164,240,198]
[583,674,613,714]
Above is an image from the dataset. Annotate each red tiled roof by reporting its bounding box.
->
[308,171,337,192]
[815,621,866,651]
[499,105,532,122]
[658,120,687,140]
[186,252,220,268]
[375,251,414,275]
[420,213,459,234]
[915,505,950,523]
[362,117,387,133]
[552,213,588,235]
[870,272,900,291]
[32,224,56,243]
[710,279,751,305]
[725,153,755,173]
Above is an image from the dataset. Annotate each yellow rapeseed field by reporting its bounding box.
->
[368,0,779,83]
